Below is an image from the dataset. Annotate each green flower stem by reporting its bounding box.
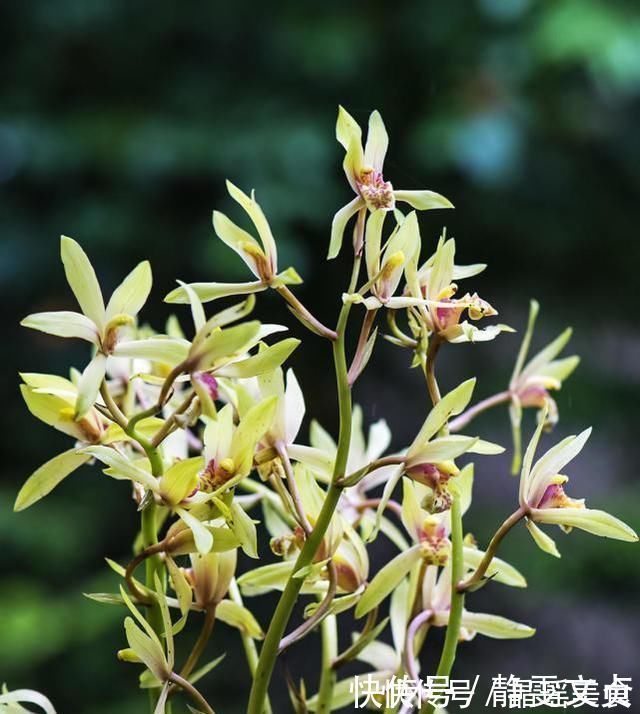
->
[246,257,361,714]
[229,579,273,714]
[139,440,166,713]
[420,492,464,714]
[457,507,525,593]
[317,613,338,714]
[99,380,168,713]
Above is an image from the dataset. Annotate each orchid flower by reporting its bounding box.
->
[405,234,512,344]
[357,471,526,619]
[403,379,504,509]
[22,236,153,418]
[328,106,453,259]
[518,413,638,557]
[342,210,425,310]
[509,300,580,473]
[164,181,302,305]
[421,562,535,641]
[15,373,105,511]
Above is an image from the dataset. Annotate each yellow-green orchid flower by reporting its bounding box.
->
[164,181,301,305]
[328,106,453,259]
[21,236,152,419]
[509,300,580,473]
[342,211,431,311]
[15,372,108,511]
[519,413,638,557]
[199,397,279,493]
[406,235,512,343]
[403,379,504,510]
[422,562,535,641]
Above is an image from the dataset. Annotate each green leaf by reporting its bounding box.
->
[15,448,90,511]
[216,599,264,638]
[60,235,105,331]
[21,311,99,343]
[355,545,422,618]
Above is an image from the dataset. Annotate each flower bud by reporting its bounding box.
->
[333,536,369,592]
[185,549,237,608]
[117,648,142,664]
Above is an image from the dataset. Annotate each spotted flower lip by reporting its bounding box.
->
[328,106,453,260]
[518,409,638,557]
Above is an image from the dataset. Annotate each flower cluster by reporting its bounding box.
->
[14,108,637,714]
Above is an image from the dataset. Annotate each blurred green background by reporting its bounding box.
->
[2,1,639,712]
